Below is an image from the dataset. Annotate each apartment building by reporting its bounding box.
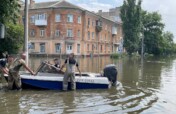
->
[24,0,123,56]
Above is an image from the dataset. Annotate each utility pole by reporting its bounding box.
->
[24,0,29,65]
[141,32,144,59]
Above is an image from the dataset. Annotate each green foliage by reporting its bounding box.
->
[142,12,175,55]
[111,53,127,59]
[121,0,176,56]
[111,53,120,59]
[142,11,165,55]
[0,23,24,54]
[0,0,21,24]
[120,0,142,55]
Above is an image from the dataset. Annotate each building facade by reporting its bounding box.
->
[24,0,123,56]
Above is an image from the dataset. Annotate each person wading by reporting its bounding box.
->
[60,53,81,90]
[8,53,35,90]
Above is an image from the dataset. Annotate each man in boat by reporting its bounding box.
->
[53,58,60,68]
[8,53,35,90]
[60,53,81,90]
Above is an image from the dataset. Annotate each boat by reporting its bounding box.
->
[3,62,118,90]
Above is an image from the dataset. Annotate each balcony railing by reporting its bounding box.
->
[35,20,47,26]
[96,20,102,32]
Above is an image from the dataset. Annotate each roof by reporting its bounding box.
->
[29,1,58,9]
[29,0,84,10]
[29,0,119,24]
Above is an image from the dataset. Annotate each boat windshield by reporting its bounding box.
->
[37,62,62,74]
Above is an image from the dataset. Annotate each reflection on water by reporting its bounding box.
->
[1,56,176,113]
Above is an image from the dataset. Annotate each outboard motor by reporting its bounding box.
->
[103,64,118,86]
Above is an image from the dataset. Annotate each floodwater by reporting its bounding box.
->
[0,56,176,114]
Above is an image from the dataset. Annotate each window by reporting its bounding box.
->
[92,32,94,39]
[92,44,94,51]
[67,14,73,22]
[78,16,81,24]
[55,30,60,37]
[38,13,47,20]
[31,43,35,49]
[101,45,103,52]
[67,29,73,37]
[77,30,81,37]
[40,43,45,53]
[55,43,61,53]
[40,29,45,37]
[30,29,35,37]
[87,44,89,51]
[55,14,61,22]
[88,18,90,26]
[88,31,90,40]
[92,20,94,26]
[105,34,106,41]
[66,44,73,54]
[77,44,80,53]
[30,16,35,23]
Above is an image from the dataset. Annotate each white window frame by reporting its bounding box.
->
[67,29,73,37]
[92,32,94,39]
[67,14,73,23]
[40,29,45,37]
[40,43,45,53]
[78,16,81,24]
[55,14,61,22]
[67,44,73,52]
[55,43,61,53]
[38,13,47,20]
[30,15,35,23]
[88,31,90,40]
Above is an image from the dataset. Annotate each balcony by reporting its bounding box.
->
[96,20,102,32]
[112,26,117,35]
[35,20,47,26]
[65,37,75,44]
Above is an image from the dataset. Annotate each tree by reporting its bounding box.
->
[0,0,21,24]
[0,23,24,54]
[161,31,175,55]
[120,0,142,55]
[142,11,165,55]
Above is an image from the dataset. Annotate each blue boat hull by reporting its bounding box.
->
[22,78,109,90]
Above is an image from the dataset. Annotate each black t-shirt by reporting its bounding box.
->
[65,58,78,67]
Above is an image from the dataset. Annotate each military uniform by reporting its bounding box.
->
[63,58,78,90]
[8,59,25,90]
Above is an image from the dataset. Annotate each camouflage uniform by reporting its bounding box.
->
[8,59,25,90]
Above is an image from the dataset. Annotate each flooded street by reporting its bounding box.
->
[1,56,176,114]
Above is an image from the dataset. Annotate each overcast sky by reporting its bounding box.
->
[28,0,176,41]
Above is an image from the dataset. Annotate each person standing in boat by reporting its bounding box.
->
[8,53,35,90]
[60,53,81,90]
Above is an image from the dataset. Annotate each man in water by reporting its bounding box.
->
[8,53,35,90]
[60,53,81,90]
[0,52,9,74]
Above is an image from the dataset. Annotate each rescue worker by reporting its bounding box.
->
[0,52,9,74]
[60,53,81,90]
[8,53,35,90]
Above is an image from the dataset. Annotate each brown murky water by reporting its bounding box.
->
[0,56,176,114]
